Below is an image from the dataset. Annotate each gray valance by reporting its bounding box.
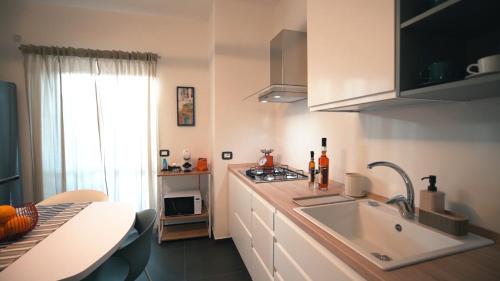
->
[19,44,159,62]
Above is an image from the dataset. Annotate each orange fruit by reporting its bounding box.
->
[0,205,16,224]
[5,216,32,235]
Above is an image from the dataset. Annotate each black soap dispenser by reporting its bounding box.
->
[420,175,445,213]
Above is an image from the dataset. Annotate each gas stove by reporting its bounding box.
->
[242,165,308,183]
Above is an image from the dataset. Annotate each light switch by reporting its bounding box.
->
[222,151,233,160]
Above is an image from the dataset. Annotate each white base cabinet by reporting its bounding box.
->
[229,173,253,270]
[274,212,366,281]
[251,202,274,275]
[274,242,310,281]
[252,247,274,281]
[228,173,365,281]
[229,173,275,281]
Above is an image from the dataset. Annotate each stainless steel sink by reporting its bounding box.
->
[295,200,494,270]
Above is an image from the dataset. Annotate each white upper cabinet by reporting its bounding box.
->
[307,0,396,111]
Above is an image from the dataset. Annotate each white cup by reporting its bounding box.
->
[466,54,500,75]
[344,173,366,197]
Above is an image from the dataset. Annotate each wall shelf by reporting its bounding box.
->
[160,222,209,241]
[400,73,500,101]
[161,205,209,224]
[157,169,212,243]
[157,169,211,177]
[401,0,460,29]
[401,0,500,35]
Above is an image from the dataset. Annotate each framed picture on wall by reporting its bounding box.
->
[177,86,195,126]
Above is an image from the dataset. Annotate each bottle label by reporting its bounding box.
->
[309,168,315,182]
[320,167,328,185]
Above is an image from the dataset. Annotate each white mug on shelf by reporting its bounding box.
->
[344,173,367,197]
[466,54,500,75]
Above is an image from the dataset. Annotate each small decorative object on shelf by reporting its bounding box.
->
[196,158,208,171]
[0,203,38,242]
[182,149,193,172]
[167,163,182,173]
[160,149,170,171]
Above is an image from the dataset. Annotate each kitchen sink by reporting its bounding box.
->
[294,200,494,270]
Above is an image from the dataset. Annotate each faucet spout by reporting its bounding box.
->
[367,161,415,219]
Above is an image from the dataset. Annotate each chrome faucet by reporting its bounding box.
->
[367,161,415,219]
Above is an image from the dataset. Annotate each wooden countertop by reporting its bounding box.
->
[228,164,500,281]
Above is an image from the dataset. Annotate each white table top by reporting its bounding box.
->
[0,202,135,281]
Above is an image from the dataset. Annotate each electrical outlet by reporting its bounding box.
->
[221,151,233,160]
[159,149,170,157]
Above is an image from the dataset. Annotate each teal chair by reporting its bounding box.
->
[84,209,156,281]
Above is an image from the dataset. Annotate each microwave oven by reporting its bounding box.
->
[164,189,202,216]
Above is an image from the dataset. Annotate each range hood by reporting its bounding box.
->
[255,30,307,103]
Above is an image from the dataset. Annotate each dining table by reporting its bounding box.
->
[0,202,135,281]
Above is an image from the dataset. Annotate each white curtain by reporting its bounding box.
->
[24,53,158,211]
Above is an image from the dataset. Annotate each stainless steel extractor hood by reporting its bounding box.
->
[254,30,307,103]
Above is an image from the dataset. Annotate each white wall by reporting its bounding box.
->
[210,0,277,238]
[272,0,306,35]
[272,0,500,233]
[0,0,211,202]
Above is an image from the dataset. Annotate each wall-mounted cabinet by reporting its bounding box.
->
[307,0,396,111]
[307,0,500,112]
[399,0,500,101]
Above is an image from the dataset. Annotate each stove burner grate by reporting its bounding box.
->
[243,165,307,183]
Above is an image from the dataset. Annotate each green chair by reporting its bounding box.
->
[84,209,157,281]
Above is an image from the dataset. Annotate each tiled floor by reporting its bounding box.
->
[136,235,251,281]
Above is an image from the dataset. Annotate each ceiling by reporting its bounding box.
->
[27,0,214,20]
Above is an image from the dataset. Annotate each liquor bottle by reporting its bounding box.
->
[308,151,315,183]
[318,138,329,189]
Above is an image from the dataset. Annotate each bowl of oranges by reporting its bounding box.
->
[0,203,38,242]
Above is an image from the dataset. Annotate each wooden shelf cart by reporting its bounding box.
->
[157,169,212,244]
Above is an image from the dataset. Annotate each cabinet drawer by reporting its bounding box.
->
[233,212,252,271]
[274,242,311,281]
[251,211,274,275]
[229,173,252,230]
[275,212,365,281]
[252,247,273,281]
[252,191,275,230]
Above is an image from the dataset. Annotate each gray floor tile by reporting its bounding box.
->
[192,270,252,281]
[185,238,248,281]
[135,234,250,281]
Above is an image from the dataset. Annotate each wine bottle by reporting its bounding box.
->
[318,138,329,189]
[309,151,315,183]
